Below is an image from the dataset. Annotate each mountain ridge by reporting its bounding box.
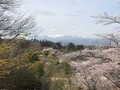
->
[29,35,104,45]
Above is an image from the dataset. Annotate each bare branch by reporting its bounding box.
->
[0,0,21,10]
[0,0,36,40]
[93,12,120,25]
[95,33,120,46]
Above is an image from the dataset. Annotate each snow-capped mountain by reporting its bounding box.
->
[29,35,104,45]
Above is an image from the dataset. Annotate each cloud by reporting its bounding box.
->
[34,9,57,16]
[69,30,78,33]
[64,10,90,16]
[48,34,63,38]
[70,0,79,5]
[64,13,79,16]
[74,10,90,14]
[49,28,56,32]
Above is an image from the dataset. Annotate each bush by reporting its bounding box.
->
[64,62,72,76]
[28,51,39,63]
[4,67,38,89]
[44,51,50,57]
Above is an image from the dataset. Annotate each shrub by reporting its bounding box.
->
[64,62,72,76]
[28,51,39,63]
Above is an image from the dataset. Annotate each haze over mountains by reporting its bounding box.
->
[29,35,105,45]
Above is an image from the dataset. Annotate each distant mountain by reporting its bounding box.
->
[29,35,105,45]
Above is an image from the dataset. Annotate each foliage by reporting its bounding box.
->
[28,61,44,79]
[27,51,39,63]
[0,39,80,90]
[44,50,50,57]
[66,42,76,52]
[64,62,72,76]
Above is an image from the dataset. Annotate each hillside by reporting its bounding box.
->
[0,39,120,90]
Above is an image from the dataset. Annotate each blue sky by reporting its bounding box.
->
[21,0,120,38]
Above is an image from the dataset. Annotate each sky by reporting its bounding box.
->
[20,0,120,38]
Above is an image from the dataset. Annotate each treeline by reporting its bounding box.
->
[30,39,85,52]
[0,38,85,52]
